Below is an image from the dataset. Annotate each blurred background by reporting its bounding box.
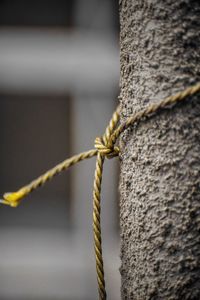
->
[0,1,120,299]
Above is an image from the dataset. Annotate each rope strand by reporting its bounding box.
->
[109,82,200,148]
[93,152,106,300]
[92,107,120,300]
[1,82,200,299]
[2,149,97,207]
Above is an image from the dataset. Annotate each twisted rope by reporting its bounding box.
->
[1,82,200,300]
[93,107,120,299]
[109,82,200,149]
[2,149,97,207]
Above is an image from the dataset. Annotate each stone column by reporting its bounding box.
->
[119,1,200,299]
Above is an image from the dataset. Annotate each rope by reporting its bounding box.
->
[2,149,97,207]
[1,82,200,300]
[92,107,120,299]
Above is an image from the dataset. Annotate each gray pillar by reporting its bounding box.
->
[119,0,200,299]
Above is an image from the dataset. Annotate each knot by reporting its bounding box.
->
[94,137,119,159]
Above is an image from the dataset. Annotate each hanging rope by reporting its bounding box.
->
[1,82,200,300]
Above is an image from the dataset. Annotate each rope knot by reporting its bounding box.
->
[94,137,119,159]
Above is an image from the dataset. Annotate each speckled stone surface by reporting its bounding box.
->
[119,1,200,299]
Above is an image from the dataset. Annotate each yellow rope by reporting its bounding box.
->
[109,82,200,149]
[92,107,120,299]
[2,149,97,207]
[1,82,200,300]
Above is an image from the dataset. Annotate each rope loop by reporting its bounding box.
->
[94,137,119,159]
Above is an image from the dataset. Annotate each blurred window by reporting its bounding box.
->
[0,94,72,229]
[0,0,74,27]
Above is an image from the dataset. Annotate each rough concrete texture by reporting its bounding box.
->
[119,1,200,299]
